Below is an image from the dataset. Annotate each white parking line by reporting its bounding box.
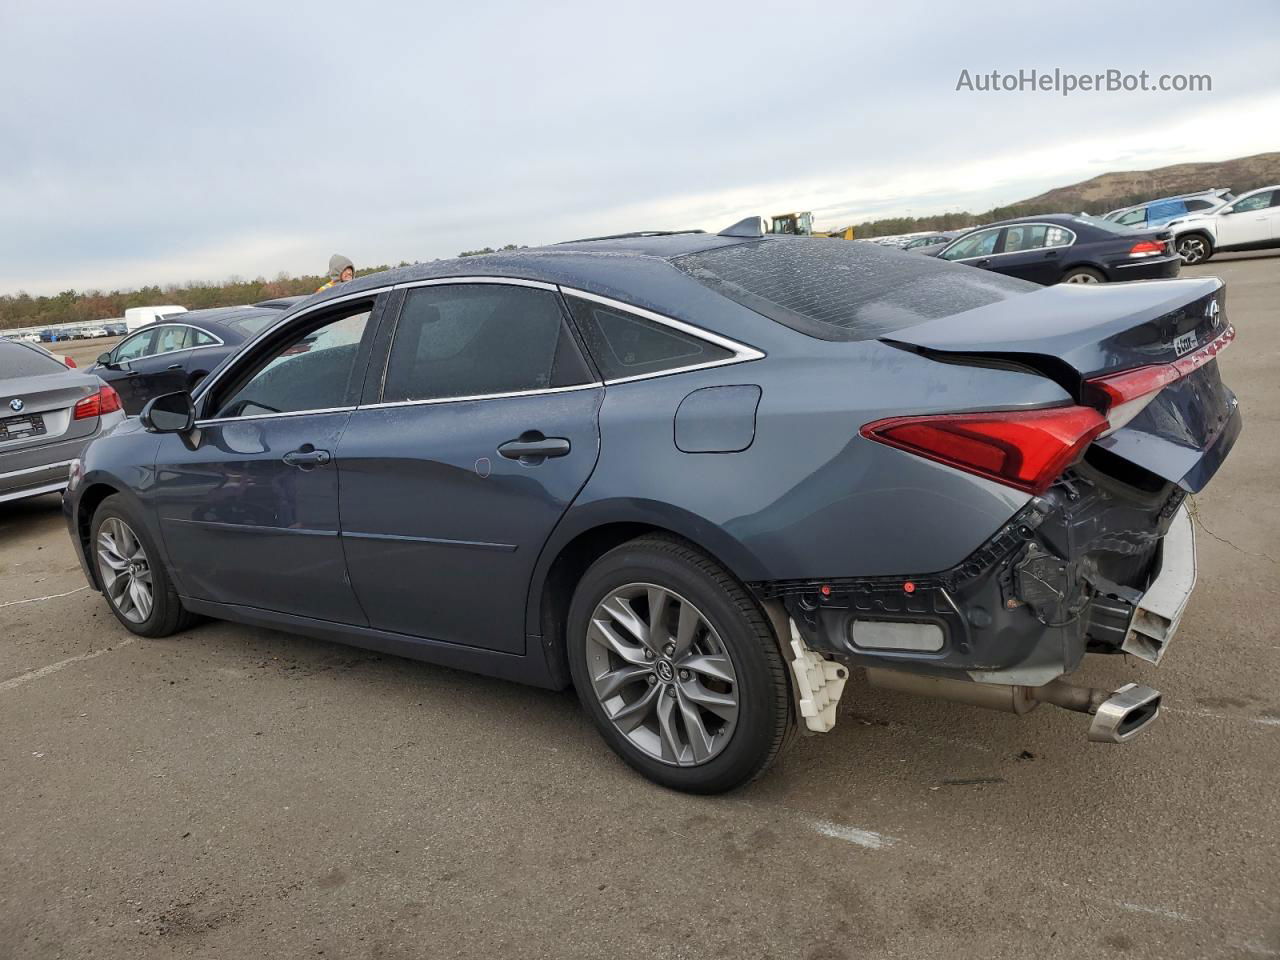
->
[0,586,87,609]
[1165,707,1280,727]
[809,819,899,850]
[0,639,134,693]
[1111,900,1198,922]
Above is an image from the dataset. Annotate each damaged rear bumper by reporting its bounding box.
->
[752,462,1197,692]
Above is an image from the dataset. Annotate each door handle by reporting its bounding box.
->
[976,258,992,267]
[166,363,183,370]
[282,447,332,468]
[498,436,571,461]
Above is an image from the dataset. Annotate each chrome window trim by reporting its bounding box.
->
[195,405,357,428]
[358,381,602,412]
[557,286,765,384]
[191,284,395,409]
[393,275,558,292]
[941,224,1077,262]
[123,322,227,360]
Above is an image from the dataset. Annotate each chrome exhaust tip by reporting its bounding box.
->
[1087,683,1161,743]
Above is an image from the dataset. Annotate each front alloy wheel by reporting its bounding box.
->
[585,583,739,765]
[96,517,153,623]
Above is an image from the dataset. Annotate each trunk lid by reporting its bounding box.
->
[0,370,102,453]
[881,277,1239,492]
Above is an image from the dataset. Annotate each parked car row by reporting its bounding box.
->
[896,182,1280,283]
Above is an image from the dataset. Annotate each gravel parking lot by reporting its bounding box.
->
[3,253,1278,960]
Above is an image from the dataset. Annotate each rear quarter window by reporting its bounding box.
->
[672,237,1036,341]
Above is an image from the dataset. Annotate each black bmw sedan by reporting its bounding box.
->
[935,214,1180,284]
[89,305,285,414]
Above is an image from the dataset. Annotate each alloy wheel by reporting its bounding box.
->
[96,517,154,624]
[585,583,739,766]
[1178,237,1207,265]
[1064,272,1101,284]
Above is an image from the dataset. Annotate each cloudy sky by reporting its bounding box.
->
[2,0,1277,296]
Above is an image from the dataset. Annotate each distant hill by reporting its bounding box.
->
[850,151,1280,238]
[1015,152,1280,211]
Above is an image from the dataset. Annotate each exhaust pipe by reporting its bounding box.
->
[1087,683,1162,743]
[863,668,1161,742]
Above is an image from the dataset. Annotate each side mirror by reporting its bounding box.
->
[97,352,114,367]
[140,391,195,434]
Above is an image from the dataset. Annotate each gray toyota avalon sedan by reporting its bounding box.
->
[62,221,1239,792]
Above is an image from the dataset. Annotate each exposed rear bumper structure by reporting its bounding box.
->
[755,469,1199,745]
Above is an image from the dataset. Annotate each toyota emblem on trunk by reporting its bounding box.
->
[8,398,23,412]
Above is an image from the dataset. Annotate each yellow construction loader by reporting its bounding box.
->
[767,212,856,240]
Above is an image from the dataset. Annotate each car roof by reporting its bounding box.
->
[131,306,280,340]
[302,233,769,314]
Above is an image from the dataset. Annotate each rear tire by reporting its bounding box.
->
[566,535,794,793]
[1176,233,1212,265]
[1061,267,1106,284]
[91,495,194,638]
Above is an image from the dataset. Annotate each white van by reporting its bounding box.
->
[123,304,188,332]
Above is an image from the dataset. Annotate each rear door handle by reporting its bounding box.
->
[976,258,992,267]
[166,363,183,370]
[282,447,332,468]
[498,436,571,461]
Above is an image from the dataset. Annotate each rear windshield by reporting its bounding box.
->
[1072,214,1144,235]
[672,237,1035,341]
[0,340,65,376]
[222,312,279,337]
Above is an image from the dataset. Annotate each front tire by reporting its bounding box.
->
[92,495,194,637]
[566,535,794,793]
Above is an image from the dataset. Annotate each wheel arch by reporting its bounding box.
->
[74,480,126,589]
[525,501,769,688]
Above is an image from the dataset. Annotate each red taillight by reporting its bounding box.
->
[1128,240,1165,257]
[861,406,1107,495]
[73,385,122,420]
[1087,324,1235,429]
[63,356,77,368]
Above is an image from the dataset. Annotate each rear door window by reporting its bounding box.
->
[381,284,592,402]
[1002,225,1048,253]
[153,325,191,353]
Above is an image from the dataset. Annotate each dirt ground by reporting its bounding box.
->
[3,252,1278,959]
